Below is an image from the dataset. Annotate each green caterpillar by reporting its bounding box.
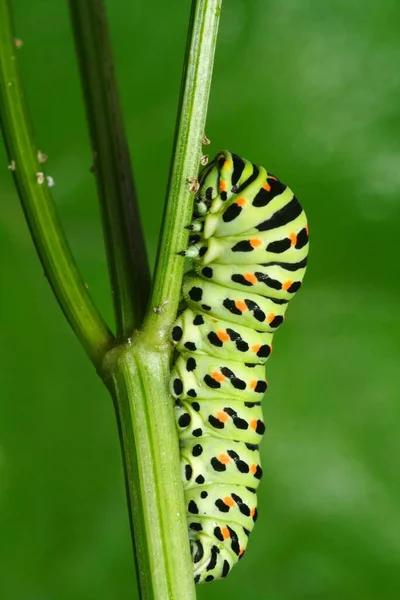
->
[170,151,309,583]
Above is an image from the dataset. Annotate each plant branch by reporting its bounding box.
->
[104,341,196,600]
[0,0,113,370]
[69,0,151,341]
[143,0,222,341]
[104,1,223,598]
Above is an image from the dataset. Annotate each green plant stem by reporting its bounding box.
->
[69,0,151,341]
[143,0,222,341]
[0,0,113,370]
[104,1,222,598]
[104,339,196,600]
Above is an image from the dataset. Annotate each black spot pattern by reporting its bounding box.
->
[184,341,197,351]
[254,380,267,394]
[211,457,227,472]
[231,153,245,186]
[235,165,260,194]
[252,177,286,207]
[178,413,191,427]
[173,378,183,396]
[204,374,221,389]
[209,415,225,429]
[208,331,223,347]
[192,444,203,457]
[223,203,242,223]
[189,286,203,301]
[287,281,301,293]
[215,498,230,513]
[172,326,183,341]
[193,541,204,563]
[222,560,230,577]
[186,357,197,372]
[267,238,291,253]
[232,240,256,253]
[256,196,302,231]
[231,274,254,287]
[188,500,199,514]
[296,227,309,248]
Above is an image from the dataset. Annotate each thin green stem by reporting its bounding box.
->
[69,0,151,341]
[0,0,113,370]
[143,0,222,341]
[104,339,196,600]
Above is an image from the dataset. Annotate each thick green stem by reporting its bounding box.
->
[104,338,196,600]
[69,0,151,340]
[143,0,222,341]
[0,0,113,370]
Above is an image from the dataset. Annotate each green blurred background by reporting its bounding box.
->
[1,1,400,598]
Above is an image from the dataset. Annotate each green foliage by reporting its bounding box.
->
[1,0,399,599]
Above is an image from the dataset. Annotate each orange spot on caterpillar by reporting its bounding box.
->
[250,507,256,518]
[249,464,257,474]
[216,410,229,422]
[251,344,261,353]
[221,527,230,539]
[239,546,245,557]
[244,273,257,284]
[235,300,247,312]
[305,224,309,235]
[216,330,229,342]
[249,238,262,248]
[236,197,246,207]
[223,496,235,507]
[289,232,297,245]
[219,180,227,192]
[218,453,231,465]
[282,280,292,290]
[212,371,226,383]
[249,380,257,390]
[267,313,276,323]
[222,159,233,169]
[249,419,257,430]
[263,182,271,192]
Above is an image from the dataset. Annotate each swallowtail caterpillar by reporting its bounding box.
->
[170,151,309,583]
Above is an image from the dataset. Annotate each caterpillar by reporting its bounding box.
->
[170,151,309,584]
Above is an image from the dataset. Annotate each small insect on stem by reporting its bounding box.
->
[37,149,48,164]
[188,177,200,194]
[153,300,169,314]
